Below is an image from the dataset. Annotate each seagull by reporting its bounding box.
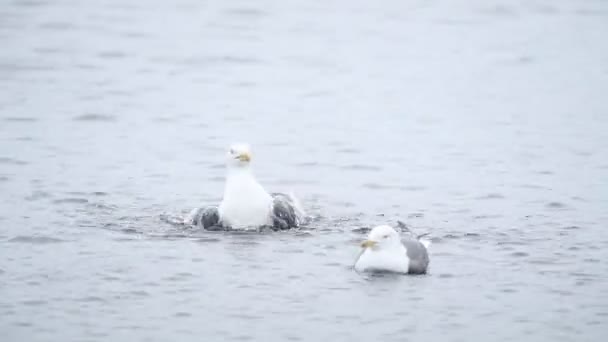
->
[188,144,305,231]
[354,224,430,274]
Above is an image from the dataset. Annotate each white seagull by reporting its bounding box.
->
[354,224,430,274]
[189,143,304,230]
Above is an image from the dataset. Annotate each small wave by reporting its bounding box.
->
[72,113,117,122]
[223,8,268,17]
[336,148,360,154]
[8,236,65,244]
[477,193,505,200]
[0,157,28,165]
[4,117,37,122]
[25,191,52,201]
[53,198,89,204]
[21,299,47,306]
[340,164,382,171]
[546,201,567,209]
[98,50,127,59]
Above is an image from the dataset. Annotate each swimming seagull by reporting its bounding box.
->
[188,144,305,230]
[354,224,430,274]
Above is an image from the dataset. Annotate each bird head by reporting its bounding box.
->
[360,225,401,250]
[226,143,252,168]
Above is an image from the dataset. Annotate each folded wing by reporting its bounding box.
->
[270,192,305,230]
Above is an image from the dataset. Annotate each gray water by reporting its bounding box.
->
[1,0,608,341]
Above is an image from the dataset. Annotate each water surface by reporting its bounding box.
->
[1,0,608,341]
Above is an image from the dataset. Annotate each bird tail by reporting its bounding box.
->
[398,220,431,248]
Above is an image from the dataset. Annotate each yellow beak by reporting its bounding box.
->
[237,153,251,162]
[360,240,377,249]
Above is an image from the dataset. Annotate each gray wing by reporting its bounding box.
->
[402,238,429,274]
[190,206,223,231]
[270,193,300,230]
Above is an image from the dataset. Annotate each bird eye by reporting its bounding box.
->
[229,149,234,154]
[383,235,389,239]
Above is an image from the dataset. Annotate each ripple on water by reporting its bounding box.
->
[546,201,567,209]
[25,190,52,201]
[174,312,192,318]
[76,296,106,303]
[13,322,32,327]
[294,161,319,168]
[0,157,28,165]
[499,287,518,293]
[178,55,263,67]
[120,228,143,235]
[38,21,74,30]
[229,239,261,247]
[11,0,48,8]
[223,7,268,17]
[350,227,371,234]
[3,117,37,122]
[52,198,88,204]
[21,299,47,306]
[477,193,505,200]
[335,147,360,154]
[72,113,117,122]
[128,290,150,297]
[407,213,424,219]
[16,136,34,141]
[97,50,127,59]
[339,164,382,171]
[195,236,222,243]
[8,236,65,244]
[362,183,407,190]
[497,240,528,246]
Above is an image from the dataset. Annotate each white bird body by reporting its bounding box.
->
[219,167,273,228]
[355,241,410,274]
[355,225,429,274]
